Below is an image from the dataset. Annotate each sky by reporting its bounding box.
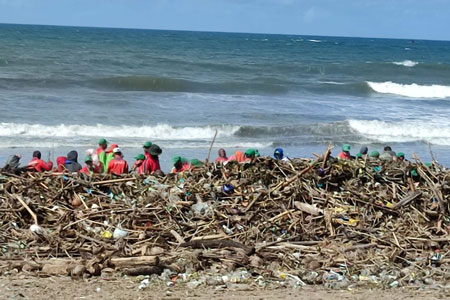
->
[0,0,449,40]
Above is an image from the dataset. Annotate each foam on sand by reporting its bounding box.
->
[366,81,450,99]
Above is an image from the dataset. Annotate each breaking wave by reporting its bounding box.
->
[348,119,450,145]
[392,60,419,67]
[366,81,450,98]
[0,123,240,140]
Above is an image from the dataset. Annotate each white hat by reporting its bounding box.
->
[113,147,121,153]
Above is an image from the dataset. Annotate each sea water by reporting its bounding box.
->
[1,24,450,171]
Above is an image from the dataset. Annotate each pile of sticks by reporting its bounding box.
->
[0,149,448,285]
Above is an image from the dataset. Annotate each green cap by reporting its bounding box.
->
[245,149,259,157]
[143,141,152,148]
[355,153,362,158]
[98,138,107,145]
[134,154,145,160]
[342,144,351,152]
[397,152,405,158]
[370,151,380,157]
[84,156,93,163]
[425,162,431,167]
[191,159,203,167]
[172,156,182,164]
[411,169,418,176]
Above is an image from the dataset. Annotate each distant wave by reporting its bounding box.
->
[308,39,322,43]
[366,81,450,98]
[0,123,239,140]
[348,119,450,145]
[392,60,418,67]
[92,76,288,95]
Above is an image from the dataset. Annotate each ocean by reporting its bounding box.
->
[1,23,450,171]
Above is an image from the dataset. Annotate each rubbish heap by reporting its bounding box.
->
[0,149,449,289]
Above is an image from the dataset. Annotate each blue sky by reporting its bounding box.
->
[0,0,449,40]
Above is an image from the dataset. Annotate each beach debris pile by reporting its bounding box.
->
[0,150,449,289]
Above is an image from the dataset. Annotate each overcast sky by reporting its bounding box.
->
[0,0,449,40]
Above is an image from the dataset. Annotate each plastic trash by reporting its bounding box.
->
[113,228,128,239]
[138,278,150,290]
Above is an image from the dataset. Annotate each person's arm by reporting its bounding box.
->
[107,161,113,174]
[38,160,53,171]
[124,161,129,174]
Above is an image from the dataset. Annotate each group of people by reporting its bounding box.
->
[26,139,163,176]
[337,144,406,162]
[22,140,408,176]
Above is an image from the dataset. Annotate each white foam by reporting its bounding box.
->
[392,60,418,67]
[367,81,450,99]
[308,39,322,43]
[0,123,240,140]
[348,119,450,145]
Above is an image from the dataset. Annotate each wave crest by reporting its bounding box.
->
[0,123,239,140]
[392,60,418,67]
[367,81,450,98]
[348,119,450,145]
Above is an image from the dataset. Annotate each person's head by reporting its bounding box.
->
[107,144,119,153]
[98,138,108,150]
[143,141,152,153]
[113,147,122,158]
[397,152,405,161]
[56,156,66,166]
[84,156,93,165]
[274,148,284,160]
[245,149,259,159]
[172,156,183,170]
[218,148,227,158]
[384,146,392,152]
[149,144,162,157]
[67,150,78,162]
[370,150,380,158]
[342,144,351,153]
[359,146,368,155]
[191,159,203,168]
[134,153,145,165]
[32,150,41,159]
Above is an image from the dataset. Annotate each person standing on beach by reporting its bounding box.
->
[143,141,152,159]
[27,151,53,172]
[132,154,146,174]
[96,138,108,172]
[379,146,396,162]
[171,156,190,173]
[144,144,162,174]
[105,143,118,170]
[80,156,101,175]
[107,148,129,175]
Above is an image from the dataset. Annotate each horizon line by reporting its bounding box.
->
[1,22,449,43]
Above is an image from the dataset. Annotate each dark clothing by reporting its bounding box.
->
[64,151,82,173]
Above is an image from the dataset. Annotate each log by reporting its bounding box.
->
[110,256,159,268]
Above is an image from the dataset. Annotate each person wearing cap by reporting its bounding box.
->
[215,148,228,163]
[96,138,108,172]
[190,159,203,170]
[144,144,162,174]
[356,146,369,159]
[132,154,146,174]
[64,150,82,173]
[80,156,101,175]
[245,149,259,160]
[104,143,119,172]
[338,144,351,160]
[55,156,67,172]
[143,141,152,159]
[27,150,53,172]
[171,156,190,173]
[107,148,129,175]
[369,150,380,160]
[397,152,405,161]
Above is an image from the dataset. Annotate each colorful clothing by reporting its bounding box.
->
[107,157,129,175]
[80,164,102,175]
[27,158,53,172]
[337,151,351,160]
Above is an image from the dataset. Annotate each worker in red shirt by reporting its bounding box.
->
[144,144,162,174]
[80,156,102,175]
[107,148,129,175]
[27,150,53,172]
[132,154,146,174]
